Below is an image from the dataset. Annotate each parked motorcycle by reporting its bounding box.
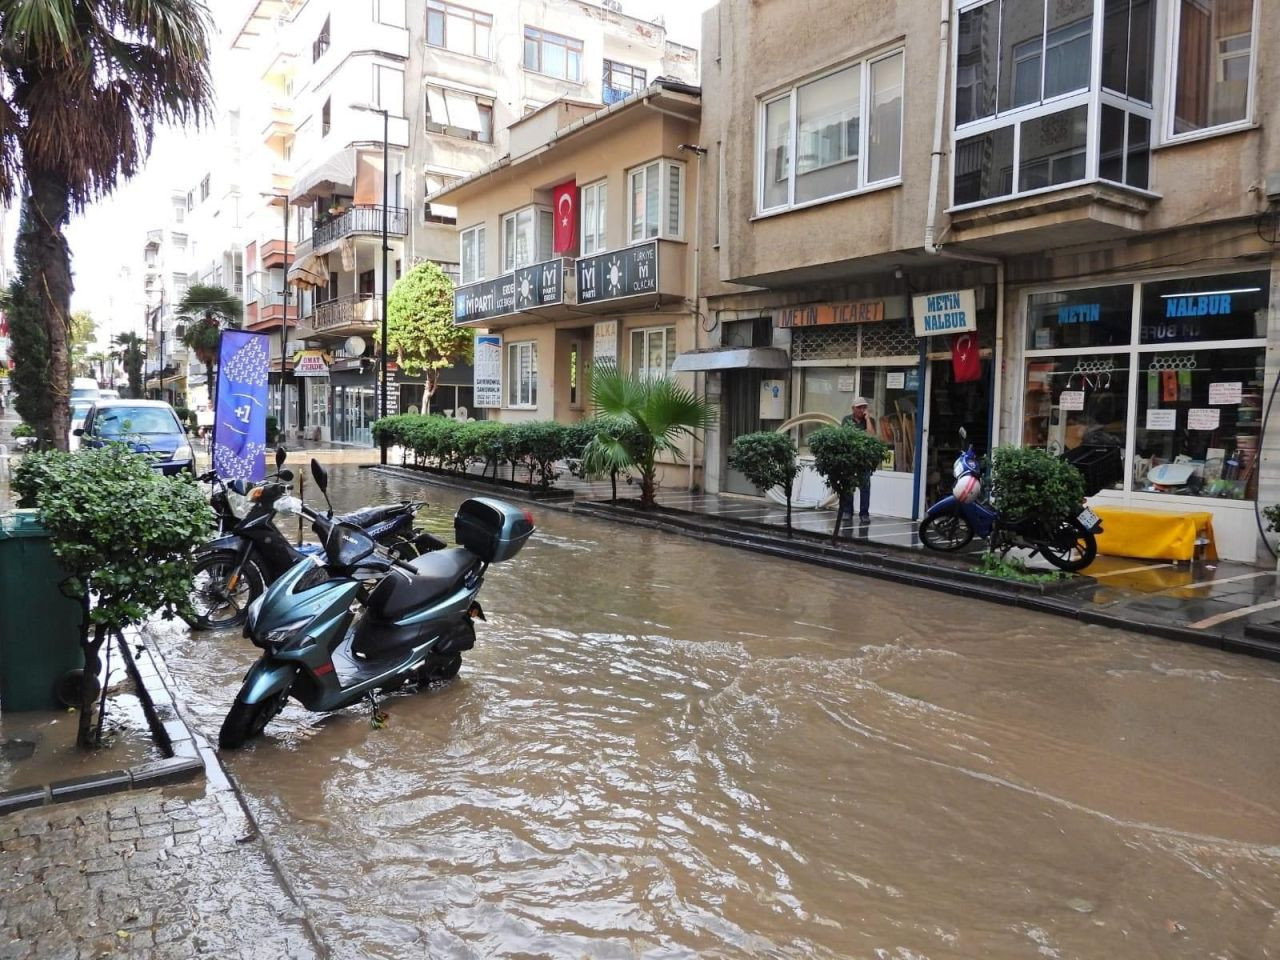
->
[217,458,534,750]
[186,449,442,630]
[918,441,1103,572]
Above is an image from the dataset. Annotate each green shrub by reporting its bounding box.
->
[507,421,567,488]
[728,431,800,532]
[808,425,888,501]
[266,415,279,444]
[11,421,35,439]
[989,445,1085,521]
[1265,504,1280,534]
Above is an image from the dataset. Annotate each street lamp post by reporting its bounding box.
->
[261,192,292,442]
[352,102,391,465]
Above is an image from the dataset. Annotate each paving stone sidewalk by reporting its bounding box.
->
[0,786,320,960]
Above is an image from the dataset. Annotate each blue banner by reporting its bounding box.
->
[212,330,270,482]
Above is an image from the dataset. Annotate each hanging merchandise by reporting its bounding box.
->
[1178,368,1192,402]
[1162,369,1178,403]
[951,332,981,383]
[1147,371,1159,407]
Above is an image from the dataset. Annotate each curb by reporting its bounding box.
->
[0,630,207,817]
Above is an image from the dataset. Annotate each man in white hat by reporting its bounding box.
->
[840,397,874,522]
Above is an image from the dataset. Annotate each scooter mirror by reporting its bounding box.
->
[310,459,328,493]
[278,469,295,483]
[276,446,287,469]
[959,426,968,441]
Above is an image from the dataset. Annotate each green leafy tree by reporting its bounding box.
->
[84,349,109,383]
[177,284,243,407]
[583,363,713,509]
[728,431,800,533]
[12,446,213,748]
[70,310,96,376]
[112,332,145,399]
[384,261,472,402]
[0,1,214,451]
[808,425,888,539]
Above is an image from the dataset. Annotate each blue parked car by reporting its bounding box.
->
[75,400,196,477]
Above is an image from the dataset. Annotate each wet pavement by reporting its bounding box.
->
[143,466,1280,959]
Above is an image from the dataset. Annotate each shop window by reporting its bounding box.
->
[1023,355,1130,488]
[1132,347,1262,500]
[1139,271,1269,344]
[630,326,675,381]
[427,1,492,58]
[1169,0,1255,137]
[459,224,484,283]
[799,366,917,473]
[1026,284,1134,350]
[507,341,537,408]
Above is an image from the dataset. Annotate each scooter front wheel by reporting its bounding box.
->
[219,688,289,750]
[184,551,265,631]
[919,511,975,552]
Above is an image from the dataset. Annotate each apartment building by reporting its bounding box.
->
[695,0,1278,562]
[438,81,703,485]
[228,0,697,443]
[140,191,198,407]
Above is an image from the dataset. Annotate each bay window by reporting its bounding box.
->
[953,0,1154,207]
[758,49,903,213]
[581,180,607,256]
[1168,0,1256,137]
[502,206,553,271]
[507,341,537,408]
[627,160,684,243]
[459,224,484,284]
[630,326,675,381]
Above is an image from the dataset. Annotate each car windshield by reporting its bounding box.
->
[70,402,93,421]
[93,407,179,437]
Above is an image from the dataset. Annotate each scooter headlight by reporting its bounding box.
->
[243,594,266,637]
[261,618,311,650]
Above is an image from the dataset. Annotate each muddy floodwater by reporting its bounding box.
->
[153,467,1280,959]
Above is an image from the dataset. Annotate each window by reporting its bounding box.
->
[321,98,331,137]
[424,172,459,224]
[759,50,903,213]
[313,16,330,62]
[374,65,404,117]
[627,160,683,242]
[507,341,537,408]
[502,206,553,271]
[523,26,583,82]
[174,205,185,224]
[1169,0,1255,137]
[1026,284,1134,351]
[630,327,676,380]
[186,191,193,211]
[199,175,210,202]
[358,269,376,297]
[799,366,917,472]
[372,0,405,27]
[425,85,493,142]
[580,180,607,255]
[603,60,645,104]
[460,224,485,283]
[427,1,491,57]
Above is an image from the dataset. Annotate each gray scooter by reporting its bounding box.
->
[218,459,534,749]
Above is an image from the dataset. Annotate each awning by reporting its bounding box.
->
[670,347,792,373]
[288,251,329,287]
[290,148,355,205]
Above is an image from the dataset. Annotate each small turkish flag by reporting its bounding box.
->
[952,332,981,383]
[552,180,576,255]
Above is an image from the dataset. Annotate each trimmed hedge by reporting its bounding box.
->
[374,414,592,489]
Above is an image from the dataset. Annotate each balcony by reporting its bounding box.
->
[313,294,380,336]
[246,290,296,332]
[312,204,407,251]
[602,85,636,106]
[260,239,294,270]
[262,102,294,141]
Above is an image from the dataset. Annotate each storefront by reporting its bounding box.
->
[1015,268,1271,562]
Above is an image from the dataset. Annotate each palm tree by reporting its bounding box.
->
[177,284,243,407]
[582,363,714,509]
[0,2,213,450]
[112,332,145,399]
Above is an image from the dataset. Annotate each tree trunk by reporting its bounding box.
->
[206,360,215,408]
[785,483,793,536]
[25,172,73,451]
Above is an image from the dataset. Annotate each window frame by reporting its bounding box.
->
[424,84,494,143]
[501,205,553,271]
[580,179,608,256]
[373,63,405,117]
[626,159,684,244]
[423,171,459,225]
[522,26,584,83]
[506,340,538,409]
[629,325,677,381]
[1163,0,1259,144]
[459,223,485,284]
[756,47,905,216]
[603,59,646,102]
[426,0,493,59]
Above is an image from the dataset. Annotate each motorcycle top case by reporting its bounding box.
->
[454,497,534,563]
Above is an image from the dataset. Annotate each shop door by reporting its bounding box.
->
[921,357,991,508]
[722,369,764,495]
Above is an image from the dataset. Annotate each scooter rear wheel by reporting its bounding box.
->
[416,654,462,685]
[184,551,265,631]
[219,688,289,750]
[919,512,975,552]
[1037,518,1097,572]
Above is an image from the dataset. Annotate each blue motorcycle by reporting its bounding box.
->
[218,459,534,750]
[918,444,1102,572]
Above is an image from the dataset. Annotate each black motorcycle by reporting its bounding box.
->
[186,450,443,630]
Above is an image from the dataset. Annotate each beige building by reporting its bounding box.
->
[695,0,1280,563]
[436,80,704,484]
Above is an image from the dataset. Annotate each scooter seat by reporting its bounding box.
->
[366,548,480,622]
[338,504,404,528]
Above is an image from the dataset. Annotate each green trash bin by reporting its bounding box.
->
[0,509,85,711]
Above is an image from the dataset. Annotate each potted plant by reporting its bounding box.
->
[807,425,888,540]
[728,431,800,533]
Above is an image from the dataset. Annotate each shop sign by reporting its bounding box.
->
[293,350,330,377]
[578,241,658,305]
[454,259,565,324]
[775,299,884,329]
[886,372,905,389]
[593,320,619,364]
[912,289,977,337]
[1146,409,1176,430]
[1057,303,1100,324]
[1164,294,1235,318]
[1059,390,1085,411]
[474,333,502,409]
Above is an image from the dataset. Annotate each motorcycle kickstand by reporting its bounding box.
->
[366,691,389,729]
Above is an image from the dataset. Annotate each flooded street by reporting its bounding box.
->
[154,466,1280,959]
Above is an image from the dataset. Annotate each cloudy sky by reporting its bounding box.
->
[61,0,718,349]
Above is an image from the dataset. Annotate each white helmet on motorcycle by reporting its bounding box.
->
[953,474,982,503]
[953,454,972,479]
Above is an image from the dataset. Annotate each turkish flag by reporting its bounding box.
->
[952,332,981,383]
[552,180,576,255]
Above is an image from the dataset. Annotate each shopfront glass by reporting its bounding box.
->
[799,366,917,474]
[333,385,375,445]
[1022,270,1269,502]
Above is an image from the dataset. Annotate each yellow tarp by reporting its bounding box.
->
[1093,506,1217,563]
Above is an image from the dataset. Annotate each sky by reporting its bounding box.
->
[57,0,719,351]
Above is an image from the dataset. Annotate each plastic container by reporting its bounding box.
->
[0,510,85,711]
[454,498,535,563]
